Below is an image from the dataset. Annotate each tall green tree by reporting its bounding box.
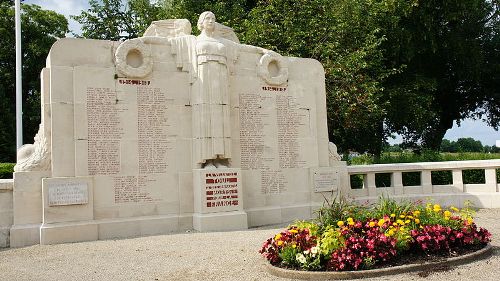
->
[73,0,257,39]
[72,0,163,40]
[383,0,500,150]
[243,0,414,156]
[0,1,68,162]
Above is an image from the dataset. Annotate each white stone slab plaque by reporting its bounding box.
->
[313,170,338,192]
[48,182,89,206]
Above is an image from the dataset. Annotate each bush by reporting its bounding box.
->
[0,163,14,179]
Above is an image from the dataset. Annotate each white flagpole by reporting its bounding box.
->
[15,0,23,150]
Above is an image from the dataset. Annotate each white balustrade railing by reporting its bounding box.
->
[347,160,500,199]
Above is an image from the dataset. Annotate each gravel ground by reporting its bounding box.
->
[0,209,499,281]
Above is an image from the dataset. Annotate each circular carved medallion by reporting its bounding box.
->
[115,39,153,78]
[258,52,289,86]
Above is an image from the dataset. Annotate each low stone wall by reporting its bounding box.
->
[347,160,500,208]
[0,179,13,247]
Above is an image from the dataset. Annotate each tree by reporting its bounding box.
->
[440,139,457,153]
[383,0,500,150]
[0,2,68,162]
[73,0,257,40]
[455,137,483,152]
[72,0,164,40]
[243,0,414,156]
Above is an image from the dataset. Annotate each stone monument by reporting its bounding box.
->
[10,12,348,246]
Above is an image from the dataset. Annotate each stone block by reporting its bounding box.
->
[42,177,94,223]
[246,207,281,227]
[40,222,98,245]
[9,224,40,248]
[193,211,247,232]
[97,215,180,240]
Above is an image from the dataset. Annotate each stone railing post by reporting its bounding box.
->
[452,169,463,193]
[366,173,377,197]
[422,170,432,194]
[484,168,497,192]
[392,172,403,195]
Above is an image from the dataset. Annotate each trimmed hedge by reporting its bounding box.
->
[0,163,14,179]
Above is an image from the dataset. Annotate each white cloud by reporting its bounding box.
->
[24,0,90,35]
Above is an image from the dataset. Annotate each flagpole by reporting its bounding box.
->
[15,0,23,150]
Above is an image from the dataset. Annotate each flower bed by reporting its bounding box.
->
[260,197,491,272]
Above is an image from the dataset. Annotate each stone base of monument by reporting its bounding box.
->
[192,168,248,231]
[193,211,248,232]
[9,224,41,248]
[40,221,98,245]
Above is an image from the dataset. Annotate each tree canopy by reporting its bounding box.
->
[1,0,497,161]
[0,1,68,162]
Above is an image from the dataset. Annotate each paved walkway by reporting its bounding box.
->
[0,209,499,281]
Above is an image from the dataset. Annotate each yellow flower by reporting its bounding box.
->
[277,240,284,246]
[433,204,441,212]
[337,221,344,227]
[451,206,459,212]
[444,210,452,217]
[369,221,376,227]
[393,222,398,226]
[413,210,421,217]
[347,217,354,222]
[387,229,395,236]
[292,244,297,248]
[467,218,473,225]
[390,214,396,218]
[289,229,298,234]
[347,218,354,225]
[407,215,413,219]
[275,233,282,240]
[397,219,404,225]
[405,220,411,224]
[415,218,420,224]
[378,219,385,227]
[400,215,405,219]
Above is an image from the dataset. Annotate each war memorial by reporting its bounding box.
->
[2,12,347,247]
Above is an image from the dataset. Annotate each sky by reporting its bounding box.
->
[24,0,500,146]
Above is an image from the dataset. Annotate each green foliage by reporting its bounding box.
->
[72,0,164,40]
[314,194,363,228]
[278,245,300,267]
[244,0,413,155]
[0,2,68,162]
[441,138,485,153]
[0,163,14,179]
[384,0,500,149]
[372,196,415,219]
[290,220,319,237]
[319,226,344,256]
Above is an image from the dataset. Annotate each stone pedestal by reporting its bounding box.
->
[193,168,248,231]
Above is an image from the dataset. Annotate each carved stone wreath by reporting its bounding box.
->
[115,38,153,78]
[257,52,289,86]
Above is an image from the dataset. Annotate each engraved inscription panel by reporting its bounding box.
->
[313,170,338,192]
[239,86,309,194]
[205,172,240,211]
[48,182,89,206]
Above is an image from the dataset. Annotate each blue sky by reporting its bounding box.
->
[24,0,499,146]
